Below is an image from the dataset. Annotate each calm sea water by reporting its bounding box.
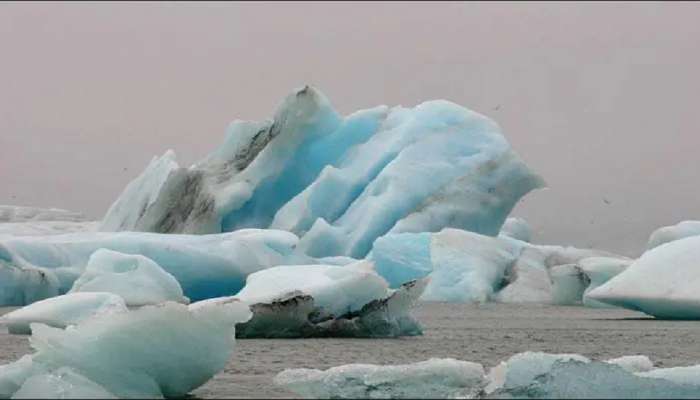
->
[3,303,700,398]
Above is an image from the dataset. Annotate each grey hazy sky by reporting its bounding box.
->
[1,2,699,256]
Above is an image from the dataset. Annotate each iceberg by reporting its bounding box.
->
[499,217,533,243]
[579,256,632,308]
[587,235,700,319]
[69,249,189,306]
[12,367,117,399]
[0,229,301,306]
[101,86,544,259]
[0,206,87,223]
[274,358,486,399]
[0,298,252,399]
[606,355,655,373]
[371,227,623,304]
[0,292,127,334]
[490,359,700,399]
[485,351,590,394]
[647,220,700,250]
[234,261,426,337]
[0,221,98,239]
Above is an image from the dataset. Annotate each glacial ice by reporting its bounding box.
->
[274,358,486,399]
[69,249,189,306]
[579,257,632,308]
[587,235,700,319]
[371,226,624,304]
[606,355,655,373]
[12,367,117,399]
[0,292,127,334]
[101,86,544,259]
[647,220,700,250]
[0,229,302,305]
[0,206,87,223]
[276,352,699,399]
[234,261,427,337]
[491,359,700,399]
[0,298,251,399]
[499,217,533,243]
[0,221,98,239]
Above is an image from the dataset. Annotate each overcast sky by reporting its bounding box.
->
[1,2,699,256]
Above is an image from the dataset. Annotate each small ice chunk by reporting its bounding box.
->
[606,355,655,373]
[0,292,127,334]
[485,351,590,393]
[69,249,189,306]
[274,358,486,399]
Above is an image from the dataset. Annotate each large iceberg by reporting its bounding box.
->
[101,86,544,259]
[0,298,252,399]
[0,229,302,306]
[275,358,486,399]
[587,235,700,319]
[69,249,189,306]
[0,205,96,239]
[0,292,127,334]
[234,261,426,337]
[647,220,700,250]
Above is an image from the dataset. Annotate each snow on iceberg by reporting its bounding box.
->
[587,235,700,319]
[0,292,126,334]
[234,261,426,337]
[274,358,486,399]
[0,229,302,306]
[69,249,189,306]
[647,220,700,250]
[101,86,544,259]
[0,298,252,399]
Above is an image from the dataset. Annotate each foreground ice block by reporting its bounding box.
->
[102,86,544,259]
[234,261,427,337]
[275,358,486,399]
[0,298,252,399]
[69,249,189,306]
[587,236,700,319]
[0,229,301,306]
[0,292,127,334]
[647,220,700,250]
[491,359,700,399]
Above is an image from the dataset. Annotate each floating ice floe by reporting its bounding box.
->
[234,261,426,337]
[647,220,700,250]
[587,235,700,319]
[370,227,627,304]
[0,292,126,334]
[0,298,251,399]
[274,358,486,399]
[69,249,189,306]
[0,229,303,306]
[277,352,700,399]
[101,86,544,260]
